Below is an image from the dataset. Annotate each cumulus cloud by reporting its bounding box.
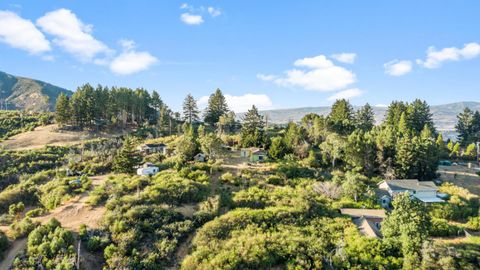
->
[262,54,356,92]
[417,42,480,69]
[207,7,221,17]
[384,60,413,76]
[327,88,363,101]
[37,9,111,61]
[180,13,204,25]
[109,40,157,75]
[0,10,50,54]
[331,53,356,64]
[199,93,273,113]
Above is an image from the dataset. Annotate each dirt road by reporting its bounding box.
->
[0,238,27,270]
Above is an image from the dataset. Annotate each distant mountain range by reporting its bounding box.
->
[0,71,72,112]
[254,102,480,138]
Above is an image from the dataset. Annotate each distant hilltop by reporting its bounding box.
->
[248,101,480,133]
[0,71,72,112]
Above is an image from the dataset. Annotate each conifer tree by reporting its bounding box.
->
[327,99,354,135]
[55,93,71,126]
[113,137,142,173]
[354,103,375,131]
[204,88,229,126]
[240,105,265,147]
[182,94,199,124]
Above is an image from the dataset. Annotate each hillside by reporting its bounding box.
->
[257,101,480,131]
[0,71,72,112]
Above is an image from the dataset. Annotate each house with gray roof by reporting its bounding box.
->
[340,208,386,238]
[378,179,445,203]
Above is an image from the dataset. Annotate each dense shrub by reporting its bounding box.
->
[0,230,9,253]
[10,217,38,239]
[12,218,76,270]
[430,218,462,237]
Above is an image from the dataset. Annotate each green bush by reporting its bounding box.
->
[10,217,38,239]
[0,230,9,253]
[430,218,461,237]
[25,208,45,218]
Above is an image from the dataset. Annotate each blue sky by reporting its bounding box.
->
[0,1,479,112]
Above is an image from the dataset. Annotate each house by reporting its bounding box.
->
[137,163,160,176]
[240,148,268,162]
[194,153,206,162]
[340,208,386,238]
[250,149,267,162]
[378,179,445,203]
[137,143,167,155]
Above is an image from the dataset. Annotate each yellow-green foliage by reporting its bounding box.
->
[0,110,52,141]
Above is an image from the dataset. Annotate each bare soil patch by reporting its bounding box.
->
[0,124,125,151]
[438,165,480,195]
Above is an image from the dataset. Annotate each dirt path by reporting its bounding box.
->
[0,238,27,270]
[0,124,123,151]
[0,175,109,269]
[33,175,108,231]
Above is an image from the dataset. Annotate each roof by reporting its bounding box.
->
[415,196,445,203]
[251,149,267,155]
[194,153,205,157]
[144,143,166,148]
[381,179,438,192]
[354,216,384,238]
[340,208,386,219]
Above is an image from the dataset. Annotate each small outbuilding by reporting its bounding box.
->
[137,163,160,176]
[194,153,206,162]
[137,143,167,155]
[240,147,268,162]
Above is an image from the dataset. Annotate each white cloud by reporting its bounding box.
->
[0,10,50,54]
[37,9,110,61]
[327,88,363,101]
[374,104,389,108]
[331,53,356,64]
[180,3,190,9]
[257,74,277,81]
[109,40,157,75]
[207,7,221,17]
[417,42,480,69]
[264,55,356,92]
[294,55,334,69]
[198,93,273,113]
[180,13,204,25]
[384,60,413,76]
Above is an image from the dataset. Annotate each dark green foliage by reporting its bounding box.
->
[0,230,9,253]
[327,99,355,135]
[55,84,176,132]
[456,107,480,146]
[203,88,229,126]
[240,105,265,148]
[112,137,142,173]
[183,94,200,124]
[354,103,375,131]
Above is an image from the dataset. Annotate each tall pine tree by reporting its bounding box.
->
[55,93,71,126]
[240,105,265,147]
[182,94,199,124]
[204,88,229,126]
